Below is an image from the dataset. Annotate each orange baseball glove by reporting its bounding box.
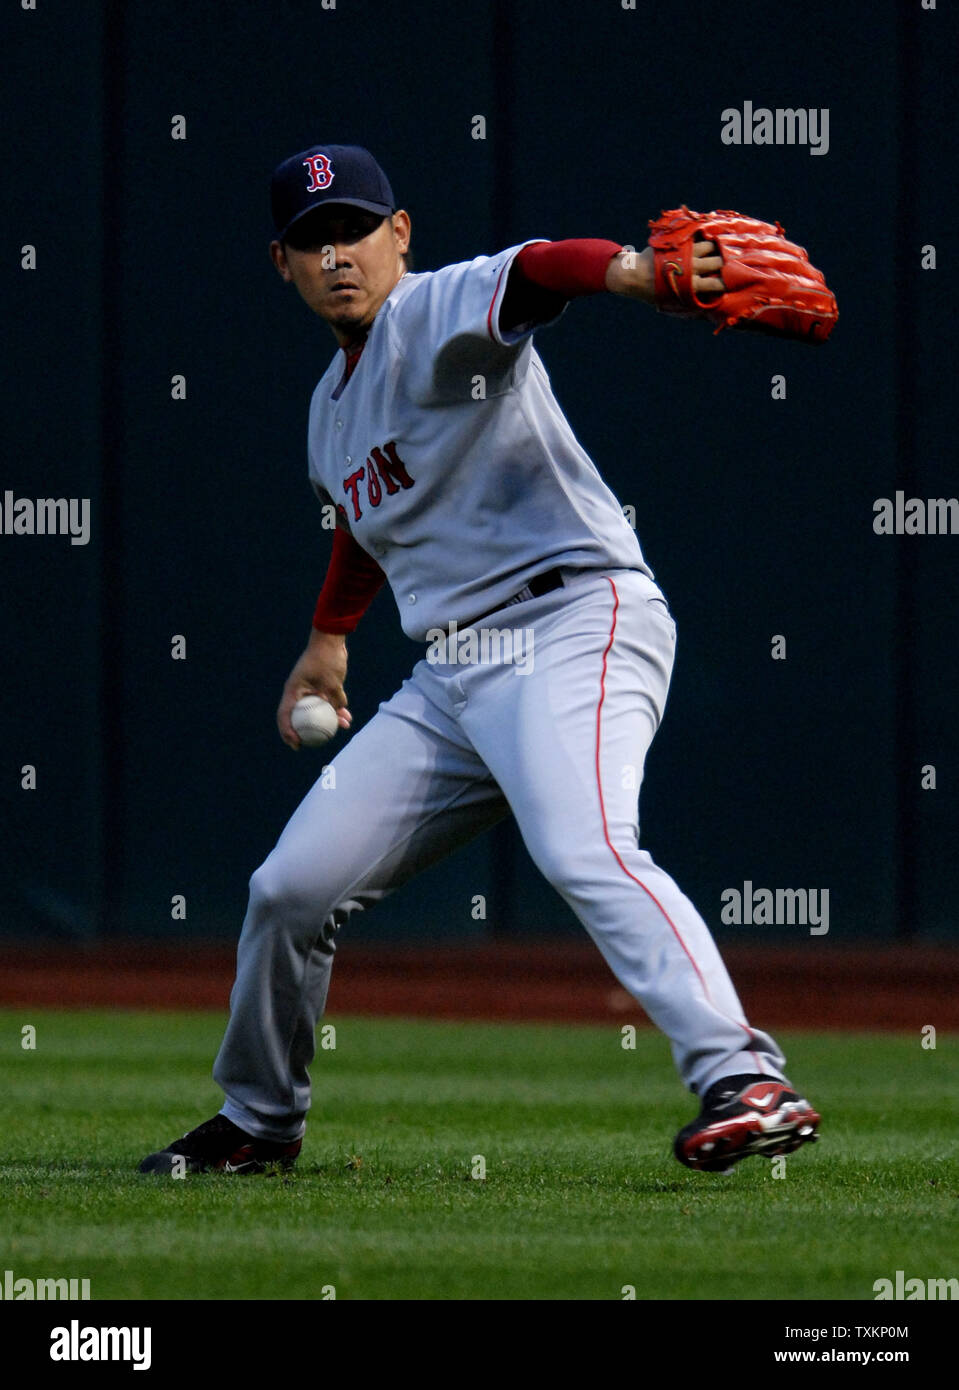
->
[648,206,838,341]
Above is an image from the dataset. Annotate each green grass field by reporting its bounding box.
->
[0,1010,955,1301]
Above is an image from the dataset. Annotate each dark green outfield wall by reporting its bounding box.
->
[2,0,956,946]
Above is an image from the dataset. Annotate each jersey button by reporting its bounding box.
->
[407,593,416,604]
[345,455,352,465]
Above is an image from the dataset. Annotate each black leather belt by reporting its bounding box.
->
[463,568,564,628]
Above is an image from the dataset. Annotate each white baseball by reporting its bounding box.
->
[291,696,340,747]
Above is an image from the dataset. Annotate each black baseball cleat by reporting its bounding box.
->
[674,1075,821,1173]
[138,1113,302,1175]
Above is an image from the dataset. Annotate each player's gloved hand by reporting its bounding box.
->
[647,206,838,341]
[277,629,353,750]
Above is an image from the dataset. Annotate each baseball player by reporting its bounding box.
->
[141,144,836,1178]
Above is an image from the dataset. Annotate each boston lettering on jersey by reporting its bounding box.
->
[341,440,414,522]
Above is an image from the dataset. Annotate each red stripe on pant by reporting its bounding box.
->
[593,576,766,1076]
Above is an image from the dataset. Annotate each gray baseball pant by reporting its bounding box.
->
[214,568,786,1141]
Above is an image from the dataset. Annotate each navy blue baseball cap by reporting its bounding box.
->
[270,144,395,241]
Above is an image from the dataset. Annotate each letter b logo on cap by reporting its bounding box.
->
[303,153,334,193]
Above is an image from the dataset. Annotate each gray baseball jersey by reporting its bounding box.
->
[307,243,655,639]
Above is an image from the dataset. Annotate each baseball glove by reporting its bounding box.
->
[647,206,838,342]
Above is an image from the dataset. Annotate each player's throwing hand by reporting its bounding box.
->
[276,629,352,749]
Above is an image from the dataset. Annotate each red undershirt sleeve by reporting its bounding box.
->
[500,238,623,331]
[515,238,624,294]
[311,525,387,634]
